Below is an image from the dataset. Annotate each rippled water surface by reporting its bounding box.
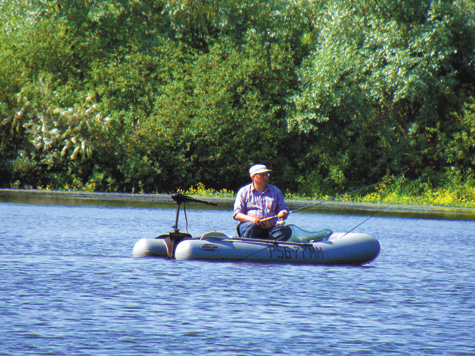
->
[0,198,474,355]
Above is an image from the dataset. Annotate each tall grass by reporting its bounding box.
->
[177,182,235,198]
[348,178,475,208]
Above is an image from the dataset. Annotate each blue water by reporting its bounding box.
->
[0,200,474,355]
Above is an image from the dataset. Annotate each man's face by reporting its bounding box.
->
[252,172,269,184]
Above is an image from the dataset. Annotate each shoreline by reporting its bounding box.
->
[1,188,474,220]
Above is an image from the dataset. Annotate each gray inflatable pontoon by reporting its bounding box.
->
[132,194,380,265]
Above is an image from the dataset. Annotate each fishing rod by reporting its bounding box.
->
[260,170,408,222]
[340,202,395,238]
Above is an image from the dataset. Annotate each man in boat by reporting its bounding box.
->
[233,164,292,240]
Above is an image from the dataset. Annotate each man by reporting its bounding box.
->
[233,164,292,240]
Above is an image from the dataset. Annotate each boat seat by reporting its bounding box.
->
[200,232,230,240]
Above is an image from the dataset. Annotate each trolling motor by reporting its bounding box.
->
[163,193,218,258]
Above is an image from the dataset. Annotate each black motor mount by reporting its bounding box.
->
[164,193,218,258]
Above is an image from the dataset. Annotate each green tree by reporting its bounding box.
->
[2,0,473,197]
[140,36,300,192]
[290,0,475,193]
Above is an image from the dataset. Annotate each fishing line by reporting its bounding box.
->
[335,171,408,234]
[290,169,408,214]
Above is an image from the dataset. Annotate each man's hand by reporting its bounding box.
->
[277,210,288,220]
[250,216,261,225]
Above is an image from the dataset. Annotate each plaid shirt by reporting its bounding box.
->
[233,183,289,225]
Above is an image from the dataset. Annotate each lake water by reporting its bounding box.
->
[0,196,474,355]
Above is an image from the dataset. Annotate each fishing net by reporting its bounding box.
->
[286,224,333,242]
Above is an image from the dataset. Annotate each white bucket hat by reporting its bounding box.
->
[249,164,272,177]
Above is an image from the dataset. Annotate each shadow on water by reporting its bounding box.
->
[1,188,474,220]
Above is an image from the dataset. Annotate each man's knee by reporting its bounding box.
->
[239,222,260,238]
[270,225,292,241]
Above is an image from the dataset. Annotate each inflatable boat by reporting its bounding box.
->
[133,194,380,265]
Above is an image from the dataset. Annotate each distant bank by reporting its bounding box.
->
[1,188,474,220]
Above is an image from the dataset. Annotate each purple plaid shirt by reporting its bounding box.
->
[233,183,289,225]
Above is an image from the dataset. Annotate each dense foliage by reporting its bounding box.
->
[1,0,474,200]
